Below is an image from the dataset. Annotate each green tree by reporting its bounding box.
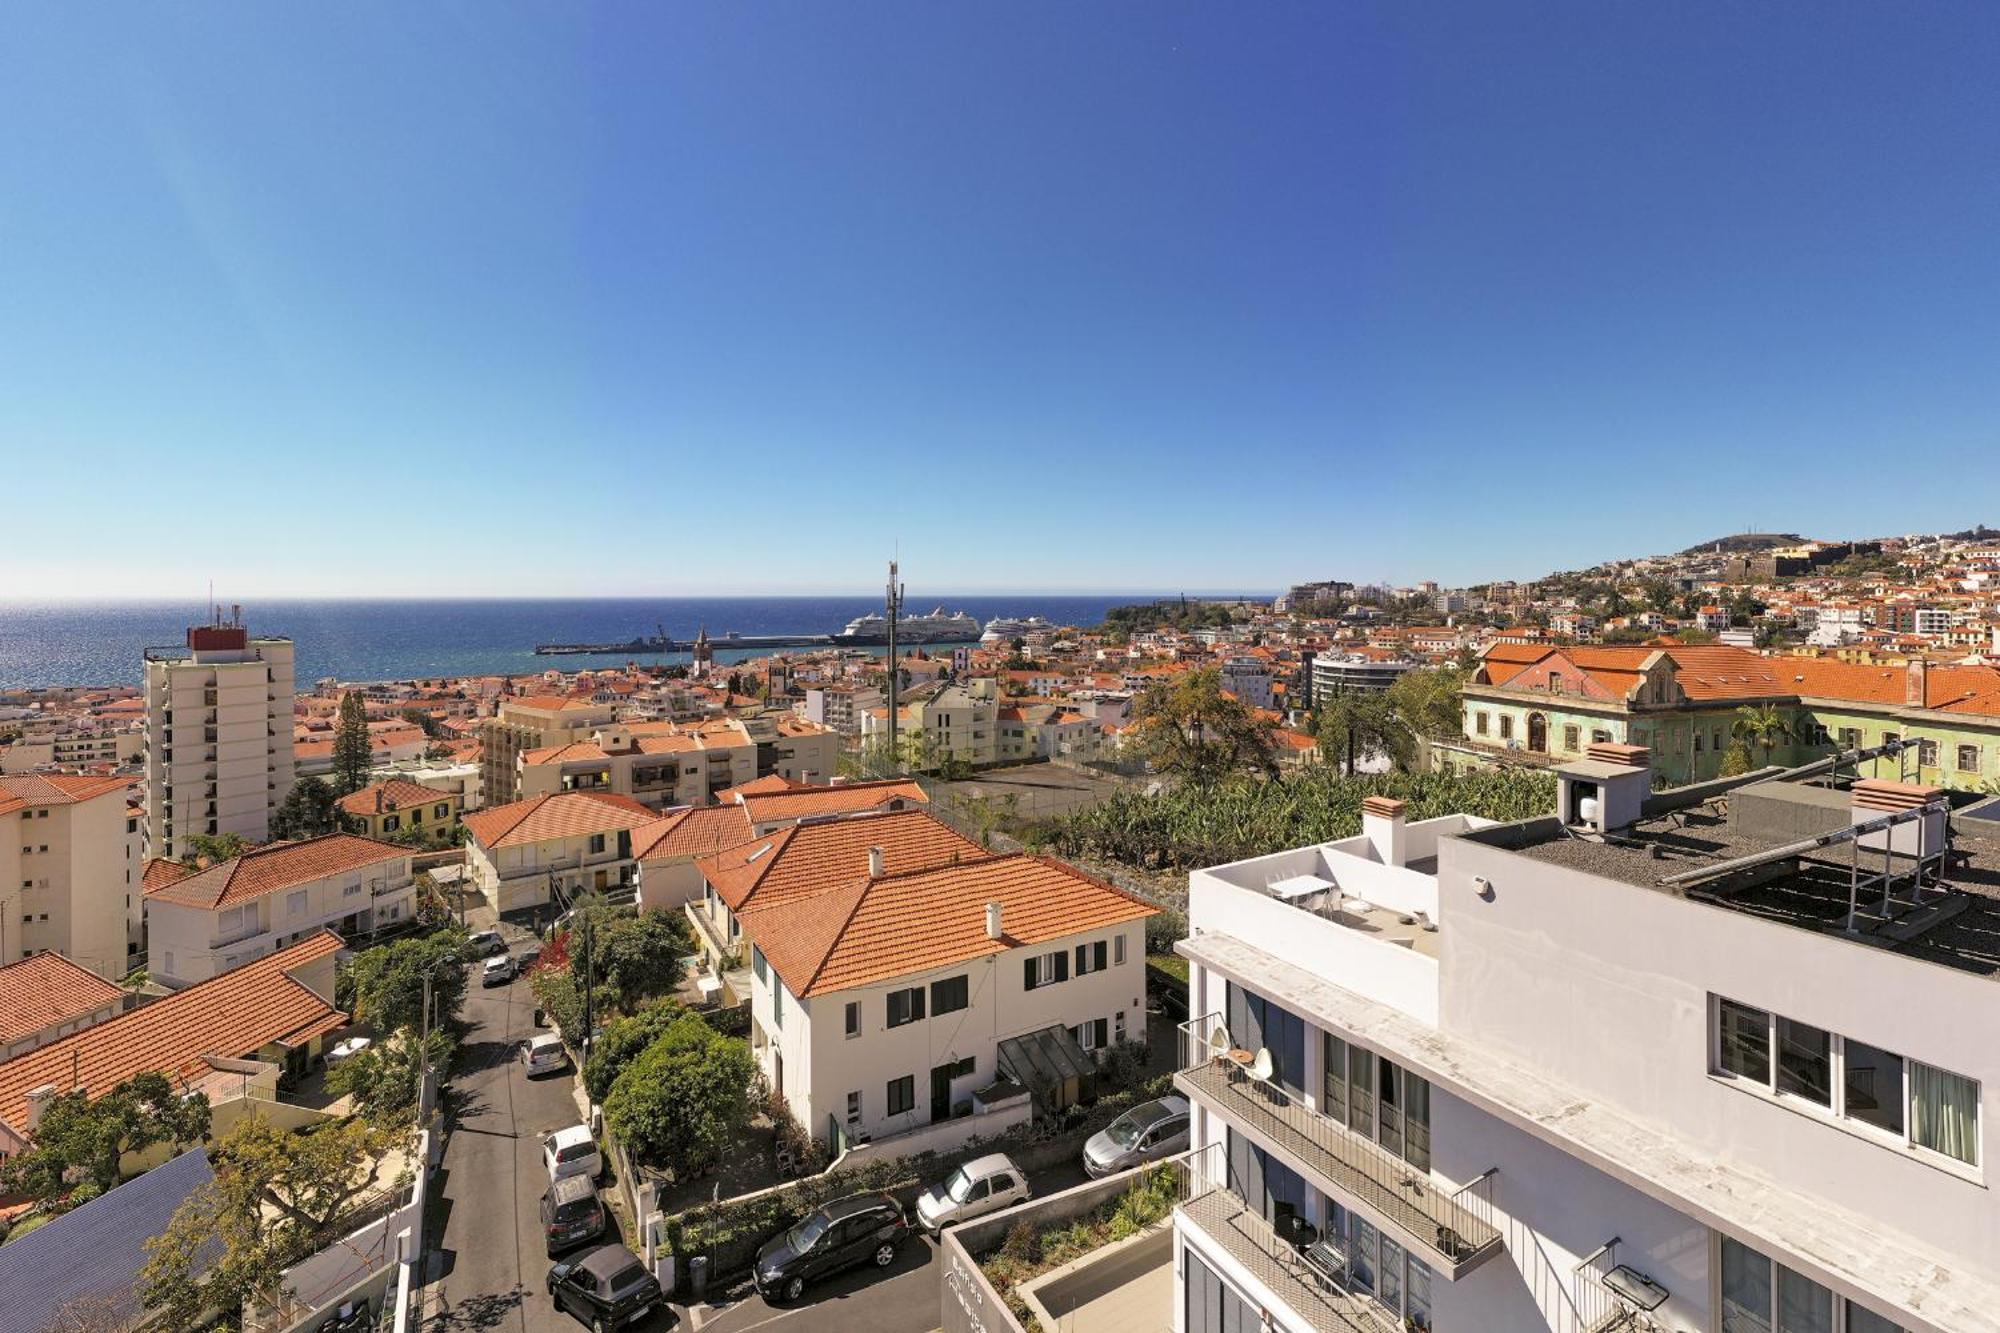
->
[1385,666,1465,744]
[1719,741,1756,776]
[1314,691,1412,774]
[270,776,345,840]
[178,832,251,867]
[398,707,444,739]
[326,1028,452,1126]
[1126,668,1277,783]
[0,1073,211,1207]
[583,1001,686,1102]
[603,1014,755,1177]
[1731,703,1792,767]
[588,910,693,1015]
[331,692,373,796]
[530,964,588,1043]
[340,927,469,1033]
[141,1116,399,1332]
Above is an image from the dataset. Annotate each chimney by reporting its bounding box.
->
[23,1084,58,1131]
[867,846,885,878]
[985,901,1003,940]
[1360,796,1408,867]
[1906,658,1928,707]
[1851,778,1946,859]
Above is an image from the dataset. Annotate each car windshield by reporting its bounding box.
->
[606,1263,647,1292]
[786,1212,830,1250]
[1106,1102,1163,1148]
[943,1167,974,1202]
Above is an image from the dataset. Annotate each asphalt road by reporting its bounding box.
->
[423,957,658,1333]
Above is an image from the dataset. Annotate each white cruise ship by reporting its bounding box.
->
[833,607,981,645]
[980,615,1055,643]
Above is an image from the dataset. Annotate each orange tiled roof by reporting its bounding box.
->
[146,833,409,910]
[697,809,981,914]
[142,858,193,893]
[0,932,346,1141]
[631,804,755,861]
[717,775,804,799]
[740,852,1157,997]
[0,774,133,807]
[335,778,456,818]
[0,954,122,1048]
[461,790,660,850]
[737,779,929,825]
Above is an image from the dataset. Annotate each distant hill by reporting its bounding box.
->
[1675,533,1805,557]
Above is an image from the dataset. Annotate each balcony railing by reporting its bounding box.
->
[1176,1145,1381,1333]
[1176,1014,1502,1279]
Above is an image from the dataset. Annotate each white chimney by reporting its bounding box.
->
[1360,796,1408,867]
[868,846,885,878]
[23,1084,58,1131]
[985,901,1003,940]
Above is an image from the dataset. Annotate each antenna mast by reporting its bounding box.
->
[885,559,904,768]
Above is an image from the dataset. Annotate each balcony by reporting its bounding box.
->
[1176,1021,1501,1280]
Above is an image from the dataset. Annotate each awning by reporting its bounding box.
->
[995,1024,1094,1095]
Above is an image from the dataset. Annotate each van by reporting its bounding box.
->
[523,1033,569,1078]
[542,1124,603,1184]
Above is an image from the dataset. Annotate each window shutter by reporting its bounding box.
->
[913,988,926,1021]
[1094,941,1108,971]
[1055,951,1069,982]
[1024,958,1037,989]
[1075,944,1086,973]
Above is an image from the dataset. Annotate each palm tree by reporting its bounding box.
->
[1731,704,1792,768]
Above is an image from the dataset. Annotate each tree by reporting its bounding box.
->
[0,1073,211,1208]
[1315,692,1412,775]
[178,832,251,867]
[327,1028,452,1126]
[583,1001,686,1102]
[142,1116,399,1332]
[603,1014,755,1177]
[398,707,444,739]
[331,692,373,795]
[1719,741,1756,776]
[530,962,587,1043]
[1126,668,1278,783]
[270,776,345,840]
[1385,666,1465,745]
[1732,703,1792,767]
[587,910,693,1015]
[340,927,469,1034]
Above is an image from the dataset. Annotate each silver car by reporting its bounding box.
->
[914,1153,1030,1233]
[1083,1095,1191,1177]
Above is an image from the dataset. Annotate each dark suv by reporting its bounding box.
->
[540,1174,607,1257]
[546,1243,663,1331]
[753,1192,908,1303]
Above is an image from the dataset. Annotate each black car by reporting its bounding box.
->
[753,1192,909,1303]
[546,1244,664,1332]
[540,1174,607,1256]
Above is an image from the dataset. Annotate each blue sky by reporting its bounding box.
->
[3,4,1997,599]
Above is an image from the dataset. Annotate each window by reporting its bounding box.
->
[846,1090,862,1124]
[845,1001,861,1038]
[1694,731,1705,754]
[1917,738,1939,767]
[1475,712,1489,736]
[752,946,768,984]
[1713,996,1980,1168]
[772,982,783,1028]
[1563,724,1580,751]
[384,815,401,831]
[1074,940,1109,976]
[1024,950,1068,989]
[1323,1032,1348,1124]
[435,804,450,819]
[1838,727,1862,748]
[1591,729,1613,744]
[1959,744,1981,773]
[1498,715,1514,741]
[1881,730,1900,748]
[886,1075,916,1116]
[886,986,926,1028]
[588,833,606,854]
[1720,1237,1904,1333]
[930,974,969,1016]
[1114,934,1127,966]
[286,890,307,917]
[1070,1017,1108,1051]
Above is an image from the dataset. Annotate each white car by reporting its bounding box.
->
[326,1036,372,1068]
[914,1153,1030,1234]
[523,1033,569,1078]
[481,955,517,987]
[543,1124,603,1184]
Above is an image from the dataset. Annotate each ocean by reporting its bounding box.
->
[0,596,1158,689]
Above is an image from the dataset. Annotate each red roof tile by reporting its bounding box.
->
[0,954,122,1048]
[461,790,661,850]
[146,834,409,910]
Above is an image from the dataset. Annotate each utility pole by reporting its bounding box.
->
[580,912,595,1055]
[885,558,904,772]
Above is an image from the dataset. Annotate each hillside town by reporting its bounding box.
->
[0,529,1996,1333]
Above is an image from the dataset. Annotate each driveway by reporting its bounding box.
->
[687,1157,1089,1333]
[422,941,663,1333]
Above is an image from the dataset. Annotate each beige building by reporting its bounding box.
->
[800,685,884,737]
[516,713,838,811]
[143,615,295,860]
[143,832,416,987]
[335,777,463,842]
[0,774,139,977]
[478,695,618,808]
[0,952,127,1065]
[462,790,662,913]
[860,680,1001,768]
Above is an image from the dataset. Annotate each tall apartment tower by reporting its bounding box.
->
[143,607,295,860]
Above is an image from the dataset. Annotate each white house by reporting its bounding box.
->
[739,846,1156,1150]
[1170,756,1995,1333]
[461,789,662,913]
[143,833,415,987]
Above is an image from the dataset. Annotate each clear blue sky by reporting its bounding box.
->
[3,4,1997,599]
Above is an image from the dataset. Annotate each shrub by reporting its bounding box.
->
[584,1001,684,1103]
[604,1014,755,1177]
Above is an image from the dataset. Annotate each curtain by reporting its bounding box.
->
[1910,1061,1980,1165]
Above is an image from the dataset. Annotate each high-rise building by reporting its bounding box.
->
[143,609,295,860]
[0,773,137,977]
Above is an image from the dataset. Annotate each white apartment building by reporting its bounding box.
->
[1310,655,1416,706]
[1171,755,1995,1333]
[737,842,1155,1148]
[801,685,885,736]
[143,614,295,860]
[1219,657,1277,709]
[514,717,835,811]
[0,774,138,977]
[143,832,415,987]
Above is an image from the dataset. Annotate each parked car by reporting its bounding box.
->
[539,1174,607,1256]
[546,1243,663,1330]
[467,929,507,957]
[1082,1095,1191,1177]
[517,943,543,970]
[543,1124,604,1184]
[753,1192,909,1303]
[482,955,517,987]
[326,1036,373,1068]
[914,1153,1030,1234]
[524,1032,570,1077]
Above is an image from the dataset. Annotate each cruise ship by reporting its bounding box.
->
[833,607,982,646]
[980,615,1055,644]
